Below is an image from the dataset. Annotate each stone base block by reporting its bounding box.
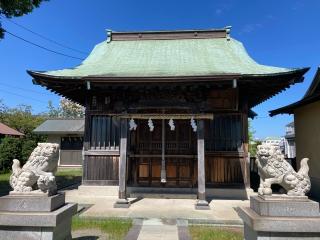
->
[250,195,320,217]
[0,193,65,212]
[195,200,210,210]
[244,223,320,240]
[114,198,130,208]
[0,203,77,240]
[0,217,72,240]
[259,194,309,201]
[238,206,320,240]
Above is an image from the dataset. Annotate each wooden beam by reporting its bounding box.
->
[118,113,214,120]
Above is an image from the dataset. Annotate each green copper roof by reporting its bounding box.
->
[44,37,294,78]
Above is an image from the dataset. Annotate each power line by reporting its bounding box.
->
[1,89,51,104]
[0,82,55,96]
[4,30,85,61]
[3,17,88,55]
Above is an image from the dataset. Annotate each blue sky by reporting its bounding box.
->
[0,0,319,139]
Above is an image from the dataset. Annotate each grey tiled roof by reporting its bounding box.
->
[33,119,84,134]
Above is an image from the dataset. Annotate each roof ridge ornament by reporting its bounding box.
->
[106,29,112,43]
[224,26,232,41]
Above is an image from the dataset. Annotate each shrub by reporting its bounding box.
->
[0,137,22,172]
[21,139,38,164]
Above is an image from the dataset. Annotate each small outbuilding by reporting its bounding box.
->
[270,67,320,199]
[33,119,84,167]
[0,122,24,141]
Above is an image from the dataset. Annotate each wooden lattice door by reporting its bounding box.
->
[129,119,196,187]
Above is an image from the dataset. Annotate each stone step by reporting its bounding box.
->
[127,187,196,194]
[129,192,197,199]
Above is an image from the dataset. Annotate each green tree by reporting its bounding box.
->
[47,98,84,118]
[21,138,37,162]
[248,120,259,157]
[0,104,45,139]
[0,99,7,114]
[0,101,47,172]
[0,0,48,39]
[0,137,21,172]
[47,100,60,118]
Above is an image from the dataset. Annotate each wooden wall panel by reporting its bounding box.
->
[60,150,82,166]
[207,89,238,110]
[83,155,119,183]
[205,155,243,185]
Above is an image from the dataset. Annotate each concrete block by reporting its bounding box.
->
[259,194,309,201]
[0,193,65,212]
[0,202,76,240]
[250,196,320,217]
[0,203,77,227]
[114,198,130,208]
[238,206,320,234]
[195,200,210,210]
[243,222,320,240]
[0,217,72,240]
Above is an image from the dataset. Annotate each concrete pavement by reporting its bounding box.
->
[64,188,249,225]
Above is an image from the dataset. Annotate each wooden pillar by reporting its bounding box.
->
[160,118,166,183]
[241,103,251,190]
[82,93,91,185]
[195,119,210,210]
[114,118,130,208]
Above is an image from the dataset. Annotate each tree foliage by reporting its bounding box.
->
[0,103,45,138]
[47,98,84,118]
[0,0,47,39]
[0,98,84,172]
[0,101,46,172]
[248,119,261,157]
[0,137,21,172]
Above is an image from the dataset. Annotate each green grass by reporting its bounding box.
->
[72,217,132,240]
[0,168,82,196]
[55,168,82,190]
[189,226,243,240]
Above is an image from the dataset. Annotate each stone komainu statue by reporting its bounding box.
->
[9,143,60,195]
[256,143,311,196]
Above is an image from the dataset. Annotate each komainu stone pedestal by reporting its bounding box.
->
[0,192,77,240]
[237,195,320,240]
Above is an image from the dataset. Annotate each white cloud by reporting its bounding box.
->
[240,23,263,34]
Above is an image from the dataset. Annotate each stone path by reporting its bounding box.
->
[72,218,190,240]
[137,218,179,240]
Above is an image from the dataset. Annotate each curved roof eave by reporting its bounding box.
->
[27,67,309,82]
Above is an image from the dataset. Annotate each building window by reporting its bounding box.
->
[205,115,242,151]
[61,137,83,150]
[90,116,120,150]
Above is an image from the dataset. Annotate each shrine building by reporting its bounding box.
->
[28,27,308,208]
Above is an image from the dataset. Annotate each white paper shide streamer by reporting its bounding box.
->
[168,118,175,131]
[129,118,137,131]
[148,118,154,132]
[191,117,197,132]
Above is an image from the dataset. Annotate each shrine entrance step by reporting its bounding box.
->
[127,187,197,199]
